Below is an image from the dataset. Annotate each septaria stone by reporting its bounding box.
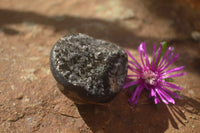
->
[50,33,128,104]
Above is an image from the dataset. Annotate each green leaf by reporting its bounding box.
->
[155,103,160,110]
[129,85,137,92]
[164,78,174,82]
[159,41,167,62]
[129,60,136,64]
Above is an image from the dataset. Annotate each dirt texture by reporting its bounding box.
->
[0,0,200,133]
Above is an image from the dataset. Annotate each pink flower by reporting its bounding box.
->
[123,42,185,105]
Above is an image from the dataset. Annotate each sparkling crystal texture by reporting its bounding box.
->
[50,33,128,103]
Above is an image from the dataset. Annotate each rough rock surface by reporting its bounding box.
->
[50,33,128,103]
[1,0,200,132]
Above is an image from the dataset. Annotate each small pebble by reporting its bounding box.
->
[189,116,196,120]
[16,93,24,100]
[29,57,40,61]
[11,85,15,90]
[25,97,30,102]
[121,9,135,20]
[188,90,194,95]
[191,31,200,41]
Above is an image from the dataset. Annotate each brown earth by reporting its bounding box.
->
[0,0,200,133]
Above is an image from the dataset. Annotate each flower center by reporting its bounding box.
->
[141,69,159,86]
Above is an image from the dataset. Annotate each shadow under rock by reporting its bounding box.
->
[76,91,200,133]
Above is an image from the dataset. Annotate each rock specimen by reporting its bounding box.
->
[50,33,128,104]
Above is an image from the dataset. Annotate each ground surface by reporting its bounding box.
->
[0,0,200,133]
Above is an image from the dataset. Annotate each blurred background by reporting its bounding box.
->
[0,0,200,132]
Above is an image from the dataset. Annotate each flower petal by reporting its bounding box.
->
[156,88,168,104]
[159,89,175,104]
[151,88,156,97]
[123,80,139,89]
[142,43,150,67]
[162,81,182,90]
[159,52,174,70]
[154,96,161,104]
[128,65,140,74]
[138,42,146,67]
[128,85,144,105]
[125,78,134,81]
[151,44,157,68]
[161,86,181,99]
[160,53,179,71]
[128,61,140,69]
[138,42,149,67]
[161,66,185,75]
[163,72,186,79]
[153,44,162,69]
[126,50,142,69]
[158,46,173,68]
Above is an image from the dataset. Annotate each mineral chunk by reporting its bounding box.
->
[50,33,128,104]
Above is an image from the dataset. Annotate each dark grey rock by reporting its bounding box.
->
[50,33,128,104]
